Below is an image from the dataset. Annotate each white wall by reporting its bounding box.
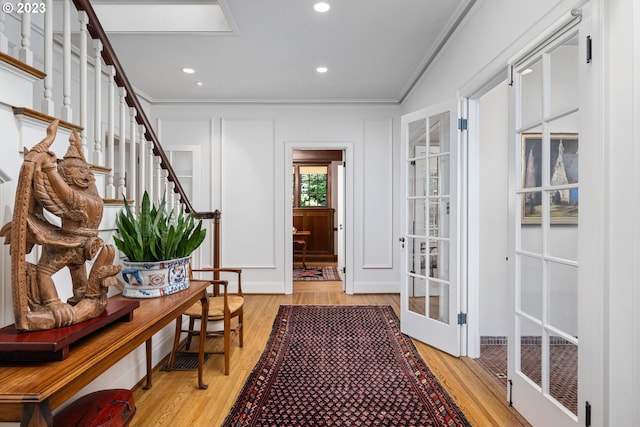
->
[150,104,401,294]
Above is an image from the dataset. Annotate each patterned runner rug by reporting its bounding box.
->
[293,266,342,281]
[223,305,471,426]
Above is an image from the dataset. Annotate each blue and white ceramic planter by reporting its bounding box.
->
[120,256,190,298]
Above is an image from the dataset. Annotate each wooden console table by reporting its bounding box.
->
[0,280,210,427]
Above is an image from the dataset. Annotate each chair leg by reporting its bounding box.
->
[238,310,244,348]
[301,241,307,269]
[185,316,196,351]
[167,314,183,372]
[224,314,231,375]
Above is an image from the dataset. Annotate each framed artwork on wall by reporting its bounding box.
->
[521,132,579,224]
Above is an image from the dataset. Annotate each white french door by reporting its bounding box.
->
[400,100,461,356]
[508,12,584,426]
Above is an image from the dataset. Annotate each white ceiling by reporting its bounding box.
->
[93,0,474,104]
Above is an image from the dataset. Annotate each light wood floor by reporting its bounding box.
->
[130,281,530,427]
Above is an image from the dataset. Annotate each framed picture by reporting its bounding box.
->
[521,133,578,224]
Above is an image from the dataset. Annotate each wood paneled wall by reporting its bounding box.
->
[293,208,335,262]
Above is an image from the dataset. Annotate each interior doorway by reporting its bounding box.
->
[291,149,344,291]
[467,79,511,392]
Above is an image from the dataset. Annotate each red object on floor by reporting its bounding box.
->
[53,389,135,427]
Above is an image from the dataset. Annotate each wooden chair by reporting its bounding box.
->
[167,267,243,375]
[293,230,310,270]
[166,211,244,375]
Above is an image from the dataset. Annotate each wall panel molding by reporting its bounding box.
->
[221,119,276,268]
[362,117,393,268]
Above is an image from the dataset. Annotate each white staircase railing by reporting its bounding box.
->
[0,0,214,221]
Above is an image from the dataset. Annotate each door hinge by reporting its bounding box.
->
[457,118,468,131]
[457,312,467,325]
[585,401,591,427]
[343,161,346,167]
[586,35,592,64]
[342,267,346,275]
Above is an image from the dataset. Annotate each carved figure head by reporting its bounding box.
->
[58,131,96,189]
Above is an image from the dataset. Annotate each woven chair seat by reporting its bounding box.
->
[183,295,244,319]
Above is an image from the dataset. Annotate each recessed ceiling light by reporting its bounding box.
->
[316,66,328,73]
[195,81,203,86]
[182,67,195,74]
[314,2,330,13]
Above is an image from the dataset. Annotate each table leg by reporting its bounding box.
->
[301,240,307,269]
[198,290,209,389]
[144,338,152,389]
[21,401,52,427]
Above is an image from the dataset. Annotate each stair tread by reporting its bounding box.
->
[12,107,82,132]
[0,51,45,79]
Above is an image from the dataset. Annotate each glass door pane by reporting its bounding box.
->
[427,112,451,324]
[407,119,427,316]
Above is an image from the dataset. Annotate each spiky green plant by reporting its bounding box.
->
[113,191,206,262]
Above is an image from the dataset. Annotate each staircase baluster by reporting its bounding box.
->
[78,10,88,157]
[18,1,32,65]
[117,86,127,198]
[128,107,137,202]
[170,181,177,211]
[61,0,72,121]
[155,152,163,202]
[146,141,155,201]
[41,0,54,114]
[161,169,172,209]
[93,39,103,165]
[0,8,7,53]
[105,68,116,198]
[138,124,146,204]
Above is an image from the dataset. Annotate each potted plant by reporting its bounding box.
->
[114,191,206,298]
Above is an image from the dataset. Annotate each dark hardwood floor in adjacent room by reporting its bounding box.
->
[130,281,530,426]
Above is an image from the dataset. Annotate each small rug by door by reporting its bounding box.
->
[223,305,471,426]
[293,266,341,281]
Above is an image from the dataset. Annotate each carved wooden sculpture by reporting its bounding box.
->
[0,120,122,331]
